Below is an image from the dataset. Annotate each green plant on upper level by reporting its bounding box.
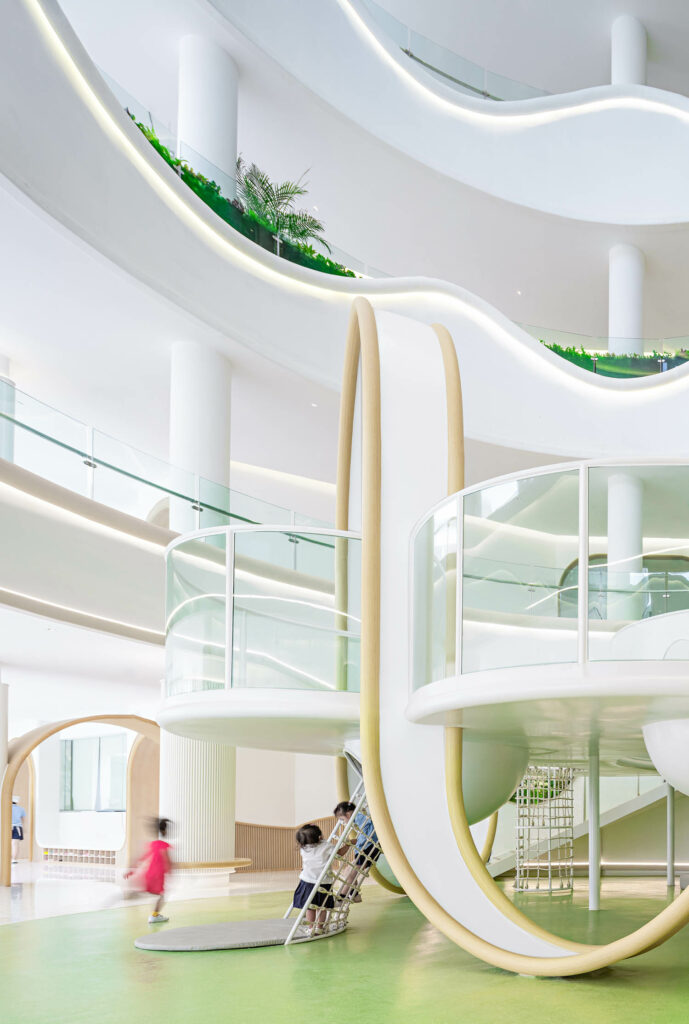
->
[235,157,330,252]
[128,114,356,277]
[542,341,689,379]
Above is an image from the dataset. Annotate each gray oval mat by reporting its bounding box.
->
[135,918,295,952]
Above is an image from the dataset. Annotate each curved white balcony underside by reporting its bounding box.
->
[6,1,689,458]
[158,688,360,755]
[407,660,689,740]
[214,0,689,224]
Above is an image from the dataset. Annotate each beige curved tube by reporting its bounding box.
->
[480,812,498,865]
[337,295,689,975]
[335,754,405,896]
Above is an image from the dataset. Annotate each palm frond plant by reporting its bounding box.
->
[236,157,331,253]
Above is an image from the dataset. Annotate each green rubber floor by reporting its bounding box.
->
[1,878,687,1024]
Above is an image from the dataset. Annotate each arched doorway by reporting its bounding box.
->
[1,714,159,886]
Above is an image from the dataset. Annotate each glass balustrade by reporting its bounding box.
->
[98,68,388,280]
[412,463,689,689]
[0,378,323,532]
[357,0,548,101]
[165,528,361,697]
[97,69,689,375]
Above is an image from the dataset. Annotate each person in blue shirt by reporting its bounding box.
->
[333,800,381,903]
[11,796,26,863]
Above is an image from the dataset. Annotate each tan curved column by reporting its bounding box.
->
[335,753,404,895]
[337,295,689,975]
[479,812,498,865]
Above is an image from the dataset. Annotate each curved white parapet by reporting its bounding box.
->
[409,461,689,766]
[160,525,363,754]
[159,688,360,756]
[214,0,689,224]
[6,2,689,460]
[643,719,689,796]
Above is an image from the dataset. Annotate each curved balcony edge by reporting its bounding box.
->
[158,688,361,756]
[213,0,689,223]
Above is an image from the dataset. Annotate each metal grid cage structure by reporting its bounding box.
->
[514,766,575,893]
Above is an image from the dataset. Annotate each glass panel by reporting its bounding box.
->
[6,383,90,494]
[166,535,227,695]
[99,734,127,811]
[198,477,232,530]
[92,430,195,523]
[588,467,689,661]
[462,471,580,673]
[232,531,360,691]
[229,488,291,526]
[412,501,458,690]
[71,737,99,811]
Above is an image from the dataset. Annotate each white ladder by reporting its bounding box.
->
[283,778,382,944]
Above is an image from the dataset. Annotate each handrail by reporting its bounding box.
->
[357,0,549,103]
[412,458,689,690]
[0,380,331,533]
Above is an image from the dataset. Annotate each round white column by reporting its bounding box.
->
[177,36,239,191]
[608,243,645,355]
[169,340,232,533]
[607,471,644,622]
[0,354,15,463]
[159,731,236,869]
[611,15,647,86]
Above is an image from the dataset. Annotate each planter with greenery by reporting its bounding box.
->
[130,116,356,278]
[542,341,689,378]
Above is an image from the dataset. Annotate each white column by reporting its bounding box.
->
[159,731,236,867]
[588,737,600,911]
[0,354,15,463]
[611,16,647,86]
[608,244,645,355]
[667,783,676,888]
[177,36,239,191]
[169,340,232,533]
[607,472,644,621]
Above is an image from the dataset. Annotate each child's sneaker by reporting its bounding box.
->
[148,912,169,924]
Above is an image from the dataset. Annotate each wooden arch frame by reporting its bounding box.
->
[1,714,159,886]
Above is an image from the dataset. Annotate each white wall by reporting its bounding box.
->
[235,748,338,825]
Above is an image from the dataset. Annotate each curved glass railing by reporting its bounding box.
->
[0,378,325,531]
[165,527,361,697]
[357,0,548,102]
[412,462,689,689]
[97,73,689,379]
[521,324,689,378]
[99,69,389,281]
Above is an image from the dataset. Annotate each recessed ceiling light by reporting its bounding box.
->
[516,289,522,296]
[313,206,319,212]
[311,402,318,408]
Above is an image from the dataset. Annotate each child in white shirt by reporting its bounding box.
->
[293,824,335,934]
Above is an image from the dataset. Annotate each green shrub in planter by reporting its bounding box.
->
[543,341,689,378]
[129,115,355,276]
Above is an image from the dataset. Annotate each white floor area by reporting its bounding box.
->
[0,861,300,925]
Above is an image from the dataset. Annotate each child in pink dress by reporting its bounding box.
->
[125,818,173,924]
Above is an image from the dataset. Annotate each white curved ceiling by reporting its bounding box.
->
[51,0,689,339]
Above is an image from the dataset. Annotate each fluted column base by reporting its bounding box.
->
[159,731,236,865]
